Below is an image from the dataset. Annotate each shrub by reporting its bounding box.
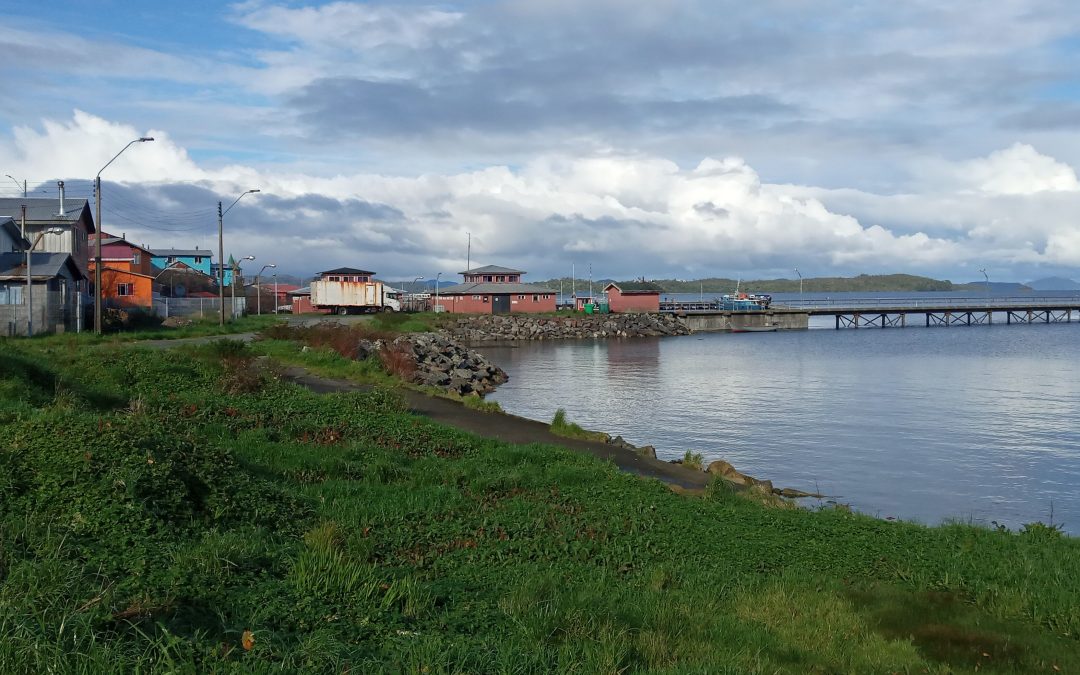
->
[682,450,704,471]
[379,343,418,380]
[550,408,608,441]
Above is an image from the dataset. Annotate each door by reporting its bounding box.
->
[492,294,510,314]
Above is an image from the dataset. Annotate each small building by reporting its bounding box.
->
[289,286,329,314]
[604,280,663,313]
[436,265,556,314]
[0,195,96,303]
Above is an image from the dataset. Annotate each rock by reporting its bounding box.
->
[774,487,825,499]
[161,316,193,328]
[706,460,736,476]
[636,445,657,459]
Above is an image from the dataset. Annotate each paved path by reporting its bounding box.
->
[281,366,712,490]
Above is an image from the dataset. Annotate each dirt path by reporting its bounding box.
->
[280,366,711,490]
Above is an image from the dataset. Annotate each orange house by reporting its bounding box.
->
[88,233,156,309]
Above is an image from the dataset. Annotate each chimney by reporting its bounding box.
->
[57,180,66,217]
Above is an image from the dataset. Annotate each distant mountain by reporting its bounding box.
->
[1025,276,1080,291]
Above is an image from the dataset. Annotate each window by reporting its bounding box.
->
[194,256,203,264]
[484,275,493,282]
[483,295,489,303]
[168,256,176,263]
[328,275,340,281]
[117,283,134,297]
[472,295,482,300]
[496,275,505,282]
[133,252,141,265]
[533,294,539,302]
[0,284,22,305]
[543,294,550,299]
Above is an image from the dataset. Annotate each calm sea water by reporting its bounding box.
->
[479,309,1080,533]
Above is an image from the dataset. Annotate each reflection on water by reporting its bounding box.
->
[480,324,1080,533]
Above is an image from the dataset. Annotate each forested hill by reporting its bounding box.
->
[539,274,984,293]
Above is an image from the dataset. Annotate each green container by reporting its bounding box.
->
[584,303,595,314]
[599,302,610,313]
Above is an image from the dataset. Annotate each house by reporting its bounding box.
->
[435,265,556,314]
[604,280,663,313]
[0,217,86,335]
[0,195,95,295]
[288,286,326,314]
[154,260,217,297]
[318,267,375,282]
[211,255,246,287]
[87,232,156,310]
[150,247,213,277]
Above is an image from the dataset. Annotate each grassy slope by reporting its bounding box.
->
[1,341,1079,673]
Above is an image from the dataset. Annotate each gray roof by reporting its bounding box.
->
[1,218,29,249]
[0,198,95,233]
[459,264,525,275]
[319,267,375,275]
[0,252,84,280]
[438,282,556,295]
[288,286,311,296]
[606,280,664,293]
[150,248,212,258]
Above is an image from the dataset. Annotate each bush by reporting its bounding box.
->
[379,343,418,379]
[682,450,704,471]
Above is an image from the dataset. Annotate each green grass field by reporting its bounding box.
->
[1,338,1078,673]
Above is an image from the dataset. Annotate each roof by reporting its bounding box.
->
[605,280,664,293]
[0,252,85,280]
[92,232,154,254]
[319,267,376,275]
[0,198,95,233]
[459,265,525,275]
[272,284,301,293]
[150,248,212,258]
[288,286,311,296]
[437,282,556,295]
[1,217,29,249]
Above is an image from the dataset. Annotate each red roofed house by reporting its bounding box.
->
[604,280,663,313]
[435,265,556,314]
[87,232,155,310]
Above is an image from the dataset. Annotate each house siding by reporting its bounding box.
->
[607,287,660,313]
[436,292,556,314]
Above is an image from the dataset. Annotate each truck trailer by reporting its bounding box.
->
[310,279,401,314]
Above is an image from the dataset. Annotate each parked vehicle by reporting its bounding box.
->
[310,279,401,314]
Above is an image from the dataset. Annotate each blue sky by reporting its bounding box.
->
[4,0,1080,282]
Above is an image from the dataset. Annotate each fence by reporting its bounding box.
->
[151,296,247,319]
[0,290,76,336]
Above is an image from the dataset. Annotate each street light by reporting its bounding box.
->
[412,276,424,311]
[25,226,66,337]
[94,136,154,333]
[256,264,276,315]
[218,189,261,324]
[233,255,255,318]
[435,272,442,313]
[794,267,803,305]
[4,174,25,199]
[273,272,279,314]
[980,268,990,308]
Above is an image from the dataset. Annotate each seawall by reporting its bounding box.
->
[444,313,691,341]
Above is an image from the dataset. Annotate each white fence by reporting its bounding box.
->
[152,296,247,319]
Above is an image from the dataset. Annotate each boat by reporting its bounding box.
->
[719,292,771,311]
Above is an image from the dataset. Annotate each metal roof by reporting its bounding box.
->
[437,282,556,295]
[150,248,213,258]
[0,252,84,280]
[319,267,376,275]
[1,217,29,249]
[0,198,95,233]
[459,264,525,275]
[605,280,664,293]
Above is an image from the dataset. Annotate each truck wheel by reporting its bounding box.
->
[338,307,348,316]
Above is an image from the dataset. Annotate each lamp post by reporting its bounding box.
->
[4,174,25,200]
[218,189,260,324]
[412,276,424,311]
[233,255,255,318]
[980,268,990,308]
[435,272,442,313]
[273,273,279,314]
[256,264,275,315]
[94,137,154,333]
[25,225,66,337]
[794,267,803,305]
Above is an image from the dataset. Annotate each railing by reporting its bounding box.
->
[776,296,1080,310]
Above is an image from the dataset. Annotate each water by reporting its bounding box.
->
[479,318,1080,533]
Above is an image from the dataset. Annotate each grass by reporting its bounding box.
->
[369,311,448,333]
[681,450,705,471]
[5,314,284,347]
[2,341,1080,672]
[550,407,611,442]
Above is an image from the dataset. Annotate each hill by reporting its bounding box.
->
[1026,276,1080,291]
[541,273,960,294]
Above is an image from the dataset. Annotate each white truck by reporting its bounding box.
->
[310,279,401,314]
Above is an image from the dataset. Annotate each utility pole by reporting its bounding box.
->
[572,263,576,307]
[466,232,471,272]
[217,201,225,325]
[22,206,29,337]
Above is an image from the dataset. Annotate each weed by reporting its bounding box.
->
[379,343,417,379]
[682,450,704,471]
[550,408,609,442]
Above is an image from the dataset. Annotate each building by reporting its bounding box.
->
[0,195,95,300]
[288,286,323,314]
[150,247,214,277]
[435,265,556,314]
[0,216,86,335]
[87,232,156,310]
[211,255,246,288]
[604,280,663,313]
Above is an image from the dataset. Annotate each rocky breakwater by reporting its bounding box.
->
[359,332,508,397]
[446,313,691,341]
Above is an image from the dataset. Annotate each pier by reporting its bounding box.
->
[661,296,1080,331]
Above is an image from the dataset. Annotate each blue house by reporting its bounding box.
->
[151,247,213,277]
[211,256,245,287]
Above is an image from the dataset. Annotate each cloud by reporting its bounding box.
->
[5,111,1080,283]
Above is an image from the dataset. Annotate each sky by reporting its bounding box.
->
[3,1,1080,283]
